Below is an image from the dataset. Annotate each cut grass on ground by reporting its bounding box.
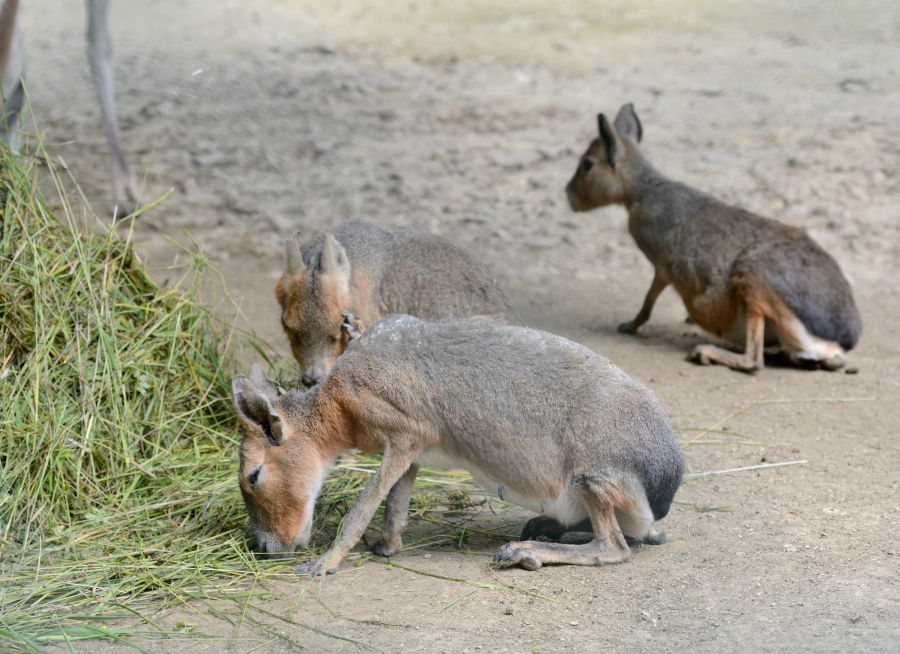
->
[0,147,480,653]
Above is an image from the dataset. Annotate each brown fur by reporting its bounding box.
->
[238,416,329,553]
[232,316,684,573]
[277,271,356,377]
[566,103,862,372]
[277,219,515,386]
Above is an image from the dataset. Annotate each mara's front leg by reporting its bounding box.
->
[298,444,418,576]
[370,463,420,557]
[618,270,669,334]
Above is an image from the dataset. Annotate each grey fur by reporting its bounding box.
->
[565,103,861,372]
[277,218,516,385]
[233,316,684,574]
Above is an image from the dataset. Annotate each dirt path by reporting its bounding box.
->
[23,1,899,651]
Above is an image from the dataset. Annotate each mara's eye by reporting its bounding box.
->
[247,467,261,488]
[581,159,594,173]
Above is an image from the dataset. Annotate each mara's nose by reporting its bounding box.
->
[300,372,322,387]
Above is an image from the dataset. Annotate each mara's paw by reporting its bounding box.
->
[688,345,712,365]
[617,321,640,335]
[625,530,668,546]
[821,356,846,371]
[787,350,845,371]
[370,538,402,558]
[820,352,846,371]
[297,557,337,576]
[639,529,667,546]
[493,542,542,571]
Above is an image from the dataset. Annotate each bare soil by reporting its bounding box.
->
[22,0,899,651]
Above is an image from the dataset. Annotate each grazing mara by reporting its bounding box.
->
[232,316,684,574]
[276,218,514,386]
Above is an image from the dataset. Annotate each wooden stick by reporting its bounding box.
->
[684,459,808,479]
[758,397,875,404]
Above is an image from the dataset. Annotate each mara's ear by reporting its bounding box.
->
[340,311,364,342]
[597,113,618,168]
[232,375,285,443]
[319,233,351,296]
[249,363,286,398]
[284,233,309,278]
[613,103,642,143]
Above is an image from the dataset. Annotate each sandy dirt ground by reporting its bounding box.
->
[20,0,899,651]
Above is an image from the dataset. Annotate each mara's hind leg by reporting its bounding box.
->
[690,308,765,373]
[370,463,419,557]
[698,271,848,372]
[494,471,631,570]
[552,517,666,546]
[615,489,667,546]
[522,506,665,545]
[522,521,665,547]
[776,315,847,371]
[521,513,664,548]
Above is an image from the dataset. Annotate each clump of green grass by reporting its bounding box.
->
[0,146,267,650]
[0,148,484,652]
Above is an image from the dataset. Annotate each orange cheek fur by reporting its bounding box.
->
[250,442,332,546]
[248,480,306,544]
